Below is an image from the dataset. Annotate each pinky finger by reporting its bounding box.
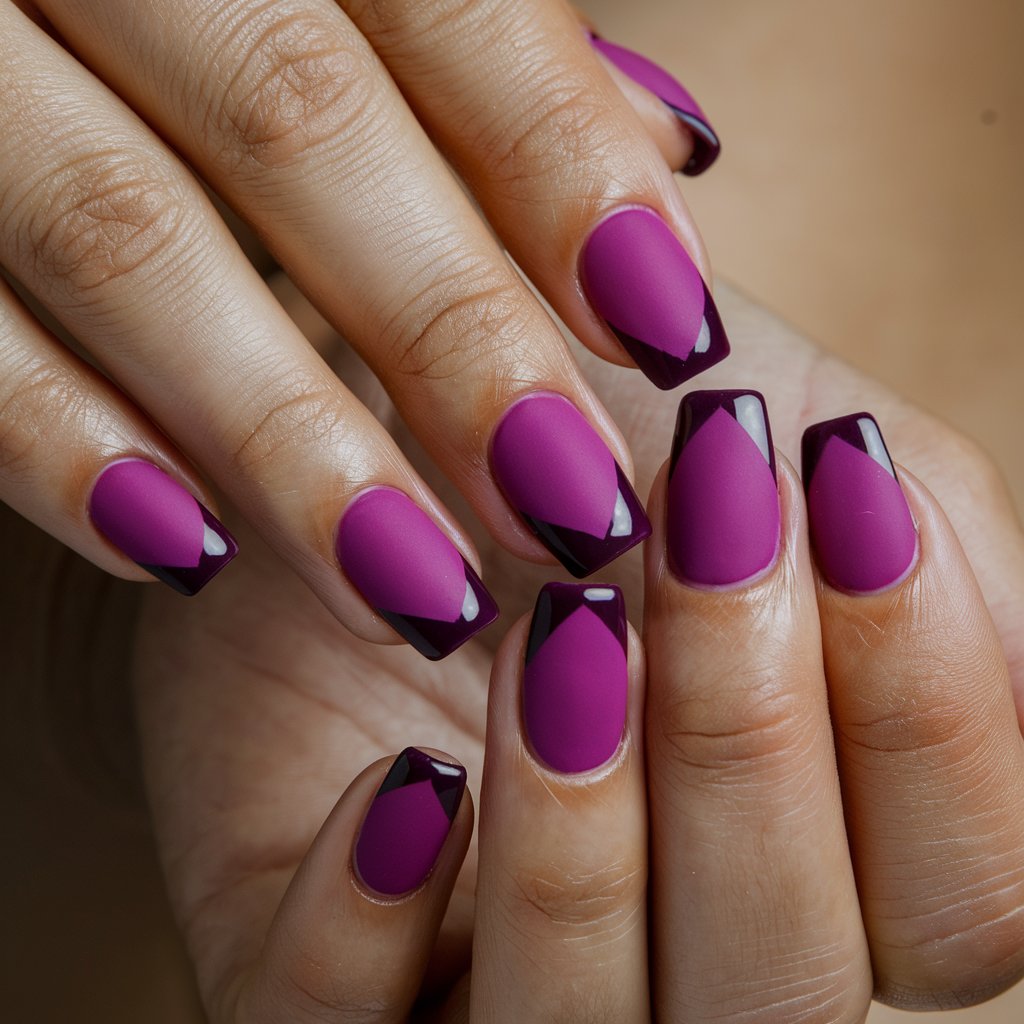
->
[226,748,471,1024]
[0,279,236,594]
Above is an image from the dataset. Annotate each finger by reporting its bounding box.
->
[803,413,1024,1009]
[0,5,497,656]
[37,0,652,579]
[471,583,649,1022]
[644,391,872,1021]
[218,747,471,1023]
[0,277,237,593]
[344,0,730,391]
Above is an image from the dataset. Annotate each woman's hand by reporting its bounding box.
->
[130,280,1024,1019]
[0,0,723,659]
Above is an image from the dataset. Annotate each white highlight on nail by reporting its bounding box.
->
[203,524,228,557]
[609,490,632,537]
[857,416,895,476]
[734,394,772,464]
[694,317,711,354]
[583,587,617,601]
[461,579,480,621]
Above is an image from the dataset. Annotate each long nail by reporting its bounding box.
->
[801,413,918,592]
[354,748,466,897]
[89,459,238,595]
[490,392,651,578]
[588,33,720,176]
[524,582,628,774]
[336,488,498,659]
[667,390,780,587]
[580,207,730,391]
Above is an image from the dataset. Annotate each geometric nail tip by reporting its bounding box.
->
[666,104,722,176]
[378,747,467,822]
[525,582,626,664]
[136,506,239,596]
[671,389,776,480]
[801,411,893,486]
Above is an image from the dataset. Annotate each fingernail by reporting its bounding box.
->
[580,207,730,391]
[524,582,628,774]
[88,459,238,595]
[336,488,498,660]
[801,413,918,593]
[667,390,780,587]
[490,392,651,577]
[588,33,720,176]
[354,747,466,897]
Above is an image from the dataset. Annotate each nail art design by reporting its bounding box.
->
[354,747,466,897]
[580,208,730,391]
[667,390,780,586]
[524,582,628,774]
[588,33,721,176]
[89,459,238,595]
[335,487,498,660]
[490,392,651,578]
[802,413,917,593]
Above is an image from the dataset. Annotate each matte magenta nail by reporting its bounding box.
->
[580,207,730,391]
[490,392,650,578]
[802,413,917,592]
[335,488,498,660]
[354,748,466,897]
[88,459,237,595]
[667,390,780,587]
[588,32,720,176]
[523,582,628,774]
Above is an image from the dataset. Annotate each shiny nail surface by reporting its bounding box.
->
[802,413,917,592]
[588,33,720,176]
[581,208,730,391]
[667,390,780,587]
[490,392,651,577]
[89,459,237,595]
[354,748,466,897]
[336,487,498,660]
[524,582,628,774]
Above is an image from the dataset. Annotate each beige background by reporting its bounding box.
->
[3,0,1022,1020]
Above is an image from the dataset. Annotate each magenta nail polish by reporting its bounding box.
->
[802,413,917,593]
[580,207,730,391]
[490,392,651,578]
[88,459,238,595]
[667,390,780,587]
[335,487,498,660]
[588,33,720,176]
[524,582,628,774]
[354,747,466,897]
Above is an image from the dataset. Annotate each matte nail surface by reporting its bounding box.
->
[89,459,237,595]
[336,488,498,660]
[802,413,917,592]
[524,582,628,774]
[354,748,466,897]
[667,390,779,586]
[588,33,720,176]
[581,208,730,390]
[490,393,651,577]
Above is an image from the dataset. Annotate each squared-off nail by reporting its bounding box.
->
[354,747,466,897]
[336,487,498,660]
[802,413,917,593]
[667,390,780,587]
[490,392,651,578]
[523,582,628,774]
[89,459,238,595]
[580,207,730,391]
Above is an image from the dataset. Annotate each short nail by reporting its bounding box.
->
[667,390,780,587]
[580,207,730,391]
[335,487,498,660]
[354,747,466,897]
[88,459,238,595]
[490,392,651,578]
[524,582,628,774]
[588,33,720,176]
[801,413,918,593]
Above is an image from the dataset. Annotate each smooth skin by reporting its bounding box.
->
[100,280,1024,1020]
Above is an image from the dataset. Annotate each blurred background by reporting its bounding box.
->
[3,0,1022,1019]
